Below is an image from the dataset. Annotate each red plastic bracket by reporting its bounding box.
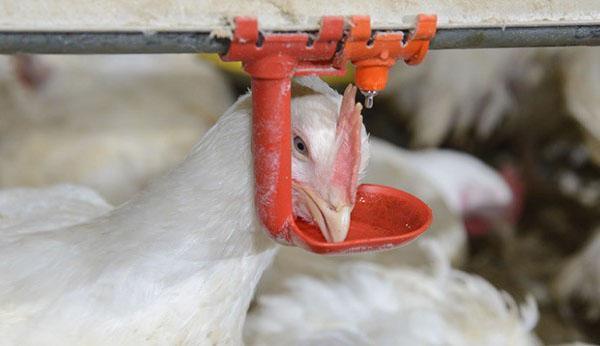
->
[223,16,347,78]
[221,17,347,246]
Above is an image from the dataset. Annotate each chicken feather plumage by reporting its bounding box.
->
[0,77,369,345]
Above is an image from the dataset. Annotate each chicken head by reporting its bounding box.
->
[290,79,370,243]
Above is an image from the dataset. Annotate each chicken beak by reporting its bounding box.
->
[296,186,353,243]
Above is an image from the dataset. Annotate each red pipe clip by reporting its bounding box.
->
[221,16,434,254]
[224,16,347,78]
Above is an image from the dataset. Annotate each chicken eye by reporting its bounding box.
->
[293,136,308,156]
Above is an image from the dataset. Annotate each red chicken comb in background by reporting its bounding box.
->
[11,55,51,91]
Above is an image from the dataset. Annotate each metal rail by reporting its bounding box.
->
[432,25,600,49]
[0,25,598,54]
[0,32,229,54]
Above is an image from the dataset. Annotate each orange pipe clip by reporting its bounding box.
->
[336,14,437,92]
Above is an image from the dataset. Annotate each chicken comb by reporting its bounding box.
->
[332,84,363,204]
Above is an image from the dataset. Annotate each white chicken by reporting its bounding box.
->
[384,48,542,147]
[385,47,600,161]
[0,54,234,204]
[554,227,600,322]
[246,241,540,346]
[369,139,513,222]
[0,77,370,344]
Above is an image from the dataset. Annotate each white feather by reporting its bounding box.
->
[0,184,112,236]
[0,94,276,344]
[385,48,542,147]
[246,241,540,346]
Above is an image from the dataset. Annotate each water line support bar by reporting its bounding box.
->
[432,25,600,49]
[0,31,230,54]
[0,25,598,54]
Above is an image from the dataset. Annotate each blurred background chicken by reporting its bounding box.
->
[0,54,234,204]
[374,46,600,343]
[554,227,600,333]
[246,242,540,346]
[382,47,600,155]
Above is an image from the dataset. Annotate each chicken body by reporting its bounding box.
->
[0,77,369,344]
[0,94,274,344]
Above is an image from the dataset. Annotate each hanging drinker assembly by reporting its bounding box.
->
[221,15,436,254]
